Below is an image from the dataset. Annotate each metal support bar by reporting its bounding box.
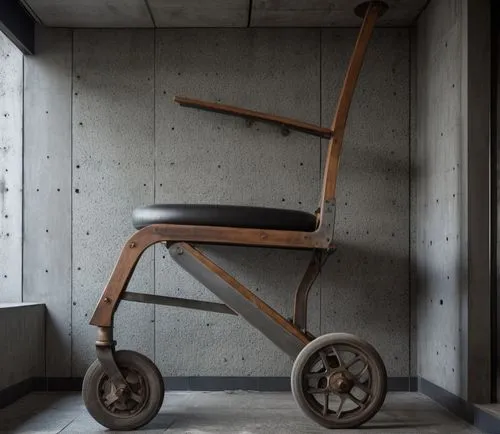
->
[0,0,34,54]
[122,291,236,315]
[169,242,311,359]
[293,249,333,331]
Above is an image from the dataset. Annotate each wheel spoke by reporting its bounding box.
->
[355,363,369,380]
[104,392,120,407]
[129,391,143,404]
[348,392,366,409]
[336,396,346,419]
[319,351,330,371]
[330,345,344,367]
[322,393,329,416]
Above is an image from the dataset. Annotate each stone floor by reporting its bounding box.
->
[0,391,480,433]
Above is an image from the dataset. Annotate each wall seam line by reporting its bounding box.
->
[408,26,413,388]
[70,29,74,378]
[21,46,25,304]
[153,27,156,365]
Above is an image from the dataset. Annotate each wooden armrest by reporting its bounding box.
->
[174,96,332,139]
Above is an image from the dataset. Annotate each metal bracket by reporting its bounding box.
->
[317,199,336,248]
[95,327,129,400]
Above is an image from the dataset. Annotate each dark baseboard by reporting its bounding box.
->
[165,376,416,392]
[38,376,418,392]
[163,376,291,391]
[389,376,418,392]
[35,377,83,391]
[419,377,500,434]
[0,378,37,409]
[0,375,416,408]
[418,377,474,423]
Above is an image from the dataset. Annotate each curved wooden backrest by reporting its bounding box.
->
[320,1,387,208]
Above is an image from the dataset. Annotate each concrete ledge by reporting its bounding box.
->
[419,377,500,434]
[0,302,44,308]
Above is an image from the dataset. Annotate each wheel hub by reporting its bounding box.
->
[328,372,353,394]
[99,368,147,414]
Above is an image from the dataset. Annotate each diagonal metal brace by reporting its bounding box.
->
[169,242,311,359]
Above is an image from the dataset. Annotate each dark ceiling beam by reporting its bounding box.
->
[0,0,35,55]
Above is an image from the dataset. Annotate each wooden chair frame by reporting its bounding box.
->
[88,1,387,393]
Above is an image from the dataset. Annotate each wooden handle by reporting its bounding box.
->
[174,96,332,139]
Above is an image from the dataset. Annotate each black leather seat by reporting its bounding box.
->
[132,204,317,232]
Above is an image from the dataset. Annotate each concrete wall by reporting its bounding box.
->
[0,304,45,391]
[23,26,411,379]
[415,0,465,398]
[0,32,23,303]
[414,0,491,402]
[23,27,73,377]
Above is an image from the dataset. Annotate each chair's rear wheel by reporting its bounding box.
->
[82,350,164,431]
[291,333,387,429]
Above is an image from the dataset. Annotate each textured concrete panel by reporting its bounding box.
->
[0,32,23,303]
[72,29,155,376]
[415,0,465,398]
[251,0,428,27]
[24,0,153,27]
[0,304,45,389]
[149,0,248,27]
[154,28,321,376]
[23,26,73,377]
[320,28,410,377]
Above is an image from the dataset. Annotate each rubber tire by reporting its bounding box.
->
[291,333,387,429]
[82,350,164,431]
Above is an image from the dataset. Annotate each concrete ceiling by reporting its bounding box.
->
[21,0,429,28]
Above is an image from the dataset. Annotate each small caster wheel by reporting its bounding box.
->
[82,350,164,431]
[291,333,387,429]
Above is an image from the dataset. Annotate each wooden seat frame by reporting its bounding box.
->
[88,1,388,394]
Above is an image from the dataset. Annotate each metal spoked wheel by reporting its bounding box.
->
[82,350,164,431]
[291,333,387,429]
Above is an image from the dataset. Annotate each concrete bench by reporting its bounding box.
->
[0,303,45,408]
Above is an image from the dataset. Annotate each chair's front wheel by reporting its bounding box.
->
[291,333,387,429]
[82,350,164,431]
